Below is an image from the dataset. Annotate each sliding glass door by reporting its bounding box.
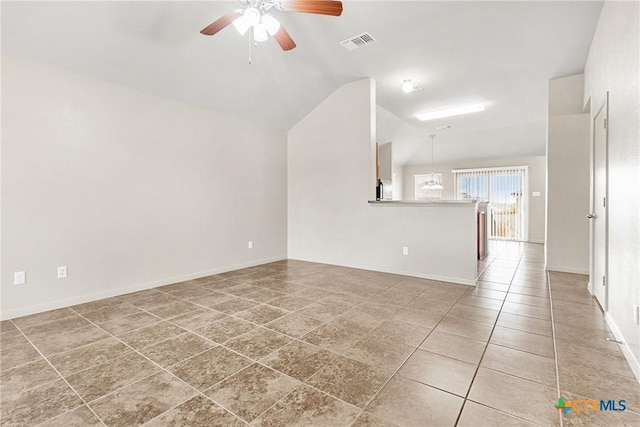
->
[454,167,528,241]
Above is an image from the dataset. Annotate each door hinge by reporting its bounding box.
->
[604,118,607,129]
[602,275,606,287]
[603,197,606,208]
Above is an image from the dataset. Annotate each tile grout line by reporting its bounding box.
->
[546,270,564,427]
[9,323,109,427]
[453,243,535,426]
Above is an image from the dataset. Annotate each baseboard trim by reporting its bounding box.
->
[545,265,589,275]
[604,312,640,384]
[288,257,477,286]
[1,255,287,321]
[527,239,545,244]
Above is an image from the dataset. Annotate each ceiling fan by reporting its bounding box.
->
[200,0,343,51]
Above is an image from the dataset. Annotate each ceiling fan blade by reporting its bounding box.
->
[280,0,343,16]
[200,10,243,36]
[274,26,297,51]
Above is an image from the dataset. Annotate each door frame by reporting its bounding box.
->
[588,92,609,311]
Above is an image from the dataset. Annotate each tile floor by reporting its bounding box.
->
[1,243,638,426]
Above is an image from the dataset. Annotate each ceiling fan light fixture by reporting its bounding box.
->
[417,103,485,121]
[262,14,281,35]
[233,14,251,35]
[402,79,422,93]
[254,24,269,42]
[244,7,261,27]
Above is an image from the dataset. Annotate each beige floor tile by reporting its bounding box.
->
[117,321,185,349]
[48,337,132,376]
[399,350,476,397]
[170,308,227,331]
[490,326,555,358]
[169,346,251,391]
[447,303,499,326]
[457,295,504,310]
[556,340,636,379]
[0,320,18,334]
[366,376,463,426]
[465,288,508,301]
[307,356,388,408]
[260,340,336,381]
[252,384,359,427]
[82,304,143,323]
[481,344,556,387]
[38,405,102,426]
[506,293,550,308]
[352,411,400,426]
[189,291,235,308]
[391,307,445,328]
[302,318,370,353]
[343,335,414,372]
[210,297,260,314]
[476,281,510,292]
[225,327,291,359]
[147,299,202,319]
[97,311,160,335]
[195,317,256,343]
[0,380,82,426]
[66,352,159,402]
[457,401,539,426]
[264,313,323,338]
[0,341,42,371]
[30,325,110,356]
[205,363,299,422]
[21,316,91,339]
[236,304,288,325]
[509,285,550,298]
[0,359,60,397]
[296,302,350,322]
[267,295,315,311]
[144,395,245,426]
[139,332,214,368]
[419,330,486,365]
[71,297,127,315]
[468,368,559,426]
[366,320,431,347]
[11,308,77,329]
[435,316,493,342]
[496,312,553,337]
[0,330,30,349]
[90,371,196,426]
[244,288,287,303]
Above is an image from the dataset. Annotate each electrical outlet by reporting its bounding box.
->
[634,304,639,325]
[402,246,409,256]
[14,271,26,285]
[248,241,253,249]
[57,266,68,279]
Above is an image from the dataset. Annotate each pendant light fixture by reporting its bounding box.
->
[422,134,443,190]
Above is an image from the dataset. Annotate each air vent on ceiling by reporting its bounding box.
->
[339,32,377,51]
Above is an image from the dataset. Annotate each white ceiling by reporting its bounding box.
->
[1,1,603,164]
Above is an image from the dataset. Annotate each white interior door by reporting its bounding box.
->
[591,96,608,309]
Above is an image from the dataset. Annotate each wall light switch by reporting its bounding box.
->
[532,191,541,197]
[402,246,409,256]
[248,241,253,249]
[14,271,26,285]
[57,266,68,279]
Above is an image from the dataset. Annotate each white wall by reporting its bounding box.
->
[1,56,288,319]
[403,156,547,244]
[546,74,590,274]
[583,0,640,377]
[288,79,477,285]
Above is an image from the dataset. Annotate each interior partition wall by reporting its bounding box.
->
[453,166,529,241]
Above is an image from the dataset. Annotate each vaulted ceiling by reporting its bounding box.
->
[2,1,603,164]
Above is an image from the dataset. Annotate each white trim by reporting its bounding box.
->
[527,239,545,244]
[604,312,640,383]
[288,257,477,286]
[1,256,287,321]
[546,265,589,275]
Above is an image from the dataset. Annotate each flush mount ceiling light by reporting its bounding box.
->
[402,79,422,93]
[417,103,485,121]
